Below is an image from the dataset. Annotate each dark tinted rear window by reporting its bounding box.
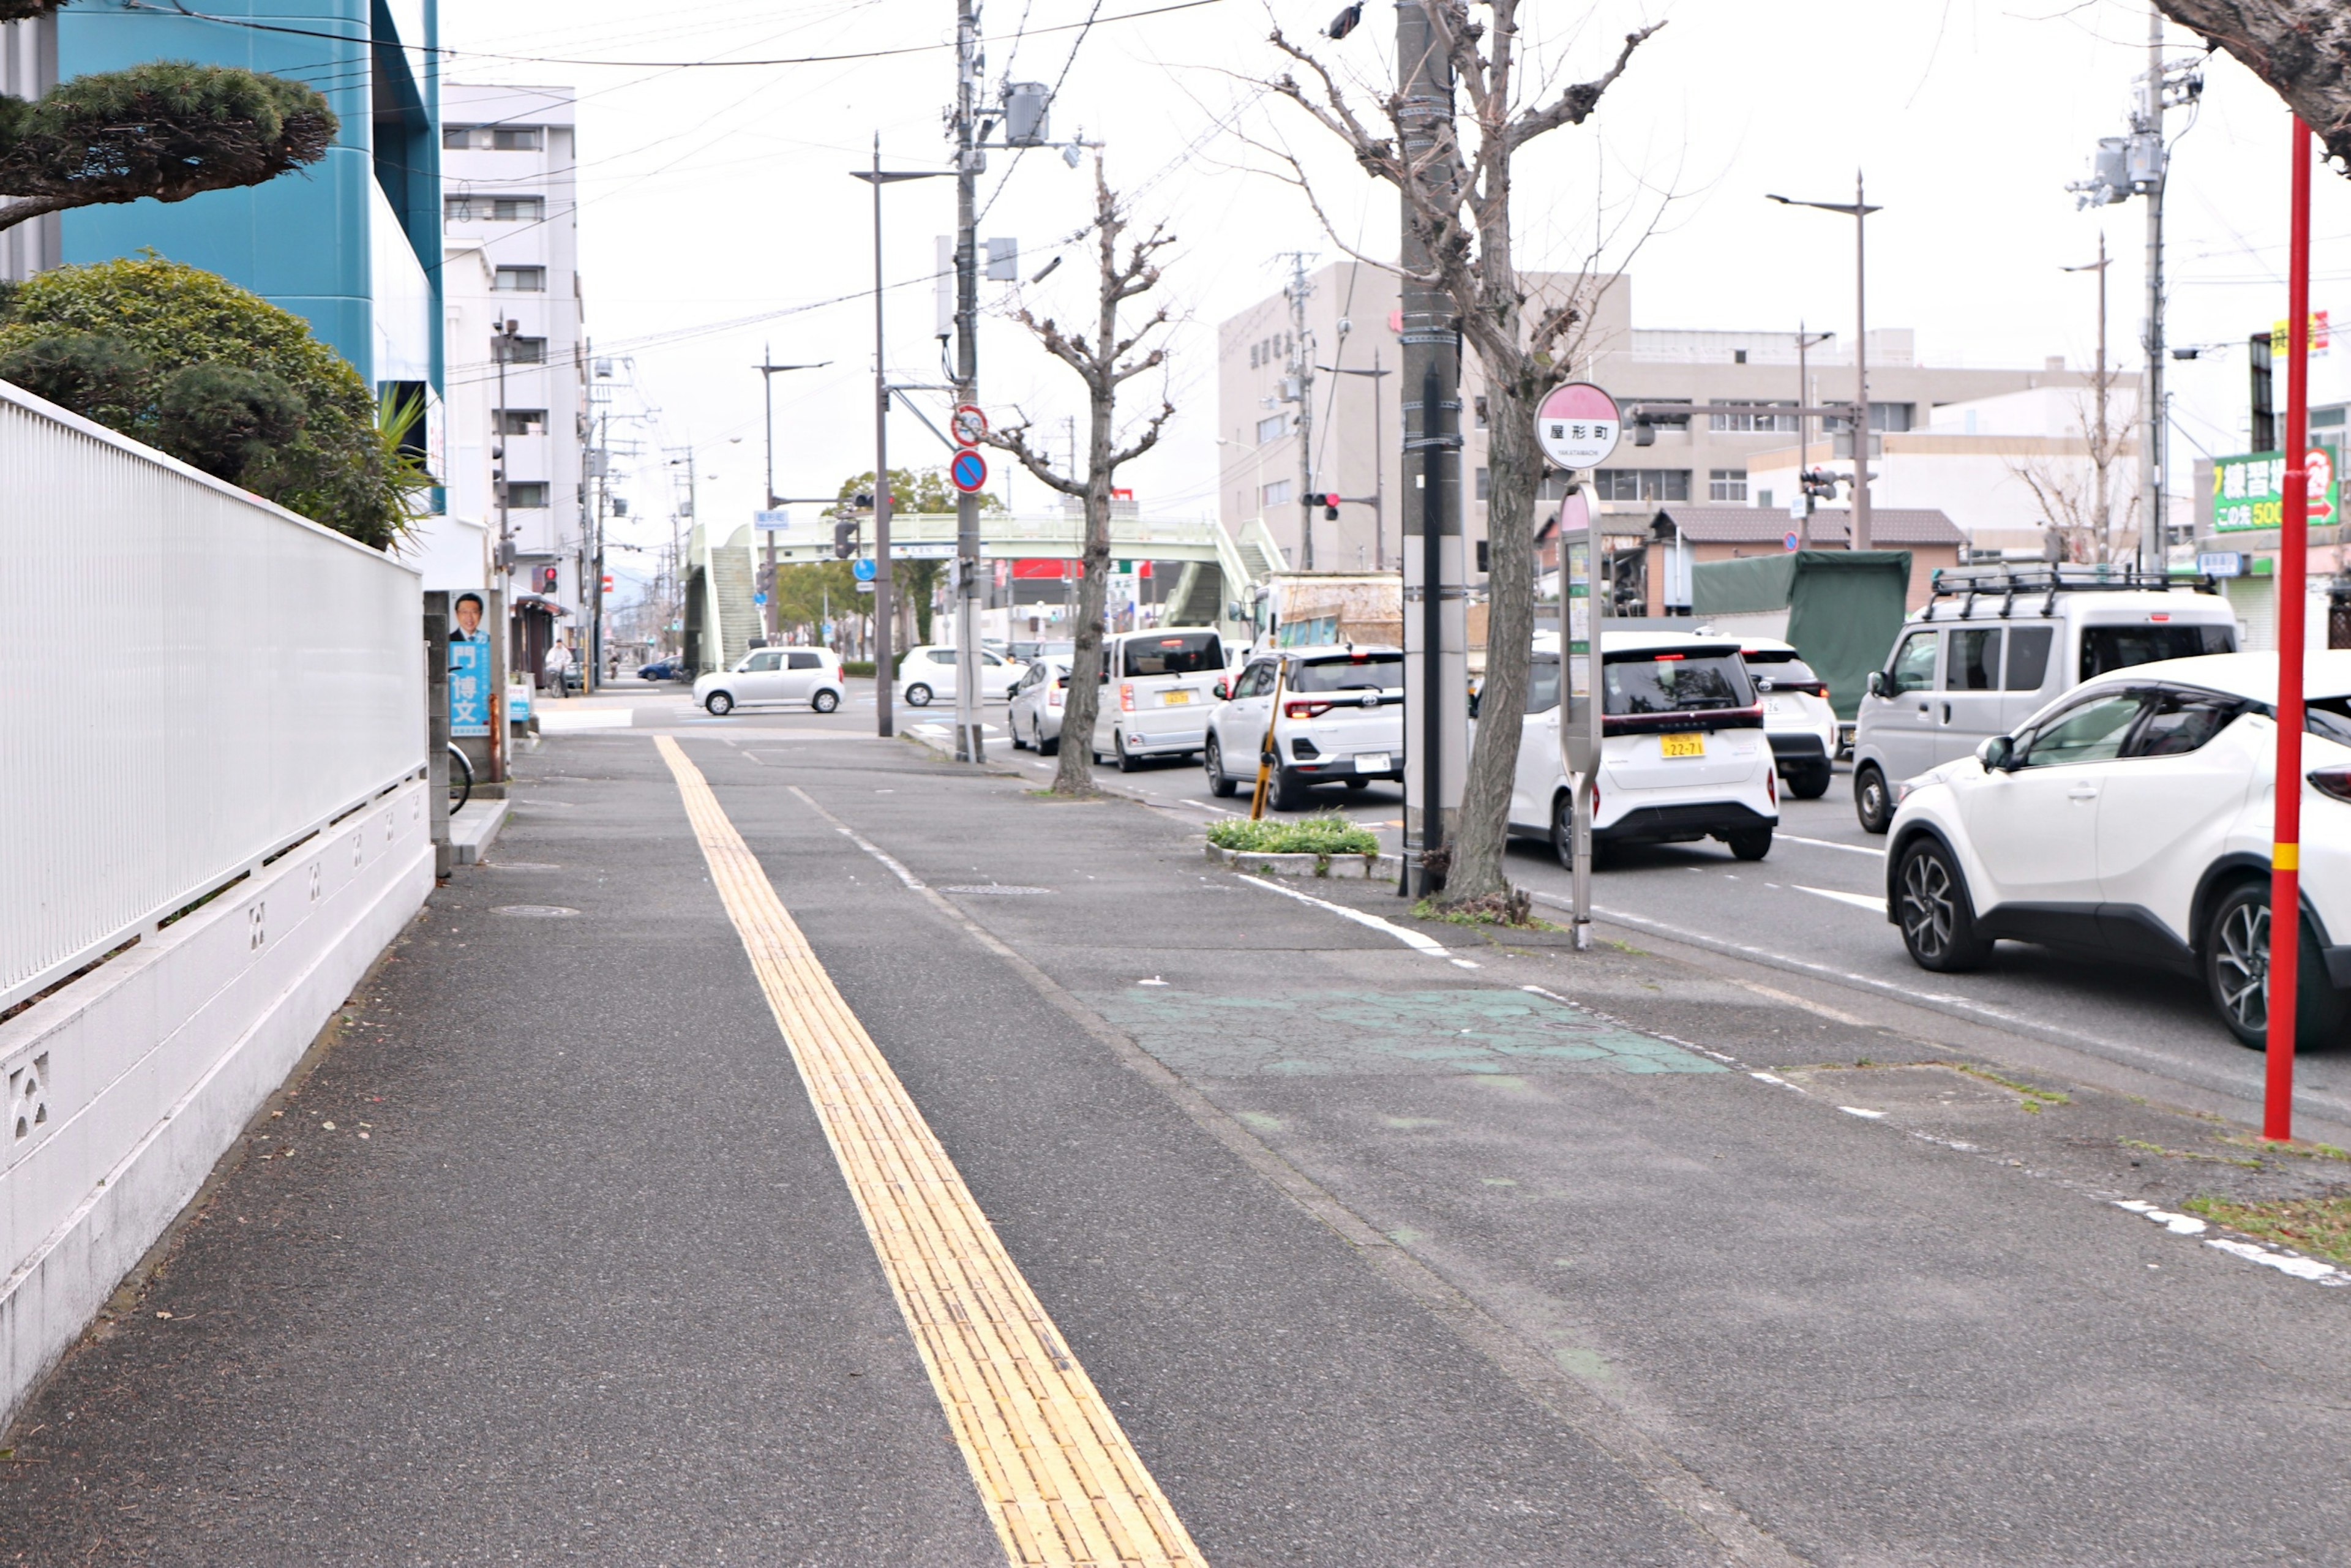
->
[1123,632,1224,677]
[2006,625,2054,690]
[1603,652,1752,715]
[1289,653,1403,692]
[2309,696,2351,748]
[2079,623,2234,680]
[1743,651,1821,685]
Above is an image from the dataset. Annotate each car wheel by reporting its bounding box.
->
[704,691,733,716]
[1343,776,1370,791]
[1272,767,1312,811]
[1895,837,1988,972]
[2205,882,2348,1050]
[1038,728,1059,757]
[811,688,839,714]
[1550,790,1576,871]
[1205,735,1238,798]
[1788,763,1833,800]
[1854,763,1892,833]
[1727,827,1773,861]
[906,683,932,707]
[1116,732,1142,773]
[1011,715,1029,750]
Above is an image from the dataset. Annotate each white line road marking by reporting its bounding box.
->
[1234,874,1453,958]
[1730,980,1873,1028]
[1778,833,1886,858]
[2204,1237,2347,1284]
[1839,1106,1888,1120]
[1796,885,1887,914]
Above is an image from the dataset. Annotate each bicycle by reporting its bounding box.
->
[446,743,473,812]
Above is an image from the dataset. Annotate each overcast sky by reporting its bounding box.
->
[440,0,2351,565]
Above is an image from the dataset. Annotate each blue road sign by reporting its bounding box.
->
[852,557,877,582]
[950,449,988,493]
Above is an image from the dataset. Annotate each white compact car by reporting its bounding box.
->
[1007,657,1072,754]
[1505,629,1779,864]
[1736,636,1839,799]
[1204,645,1403,808]
[1853,572,2238,831]
[895,644,1027,707]
[1884,651,2351,1046]
[694,646,845,715]
[1089,628,1229,770]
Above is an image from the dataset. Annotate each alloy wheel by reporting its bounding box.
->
[2214,899,2269,1036]
[1900,849,1957,961]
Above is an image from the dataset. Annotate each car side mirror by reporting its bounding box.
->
[1976,735,2015,772]
[1866,670,1888,699]
[1213,678,1230,700]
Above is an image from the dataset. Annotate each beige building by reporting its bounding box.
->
[1217,263,2129,579]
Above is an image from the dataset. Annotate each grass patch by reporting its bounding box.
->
[1946,1062,2070,1108]
[2182,1193,2351,1266]
[1207,814,1380,857]
[1410,889,1558,929]
[2119,1137,2263,1169]
[2219,1133,2351,1162]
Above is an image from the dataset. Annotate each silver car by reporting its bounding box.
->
[1008,657,1072,754]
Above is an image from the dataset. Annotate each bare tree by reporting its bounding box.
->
[2155,2,2351,168]
[2008,394,2142,565]
[986,156,1176,797]
[1262,7,1659,906]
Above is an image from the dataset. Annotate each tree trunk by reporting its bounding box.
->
[2157,2,2351,167]
[1054,410,1118,795]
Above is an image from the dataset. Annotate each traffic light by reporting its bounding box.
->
[537,565,558,595]
[754,561,775,597]
[833,519,857,559]
[1800,467,1840,501]
[1322,491,1340,520]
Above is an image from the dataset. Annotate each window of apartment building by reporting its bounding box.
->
[1591,468,1690,502]
[444,126,544,151]
[1255,413,1289,444]
[444,195,546,223]
[505,482,551,509]
[1475,467,1490,501]
[1755,488,1774,509]
[1260,479,1293,508]
[1708,400,1798,433]
[495,337,547,365]
[494,266,546,291]
[1823,401,1914,433]
[1709,469,1748,502]
[497,409,549,435]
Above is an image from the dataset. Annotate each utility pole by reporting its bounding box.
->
[953,0,984,764]
[2063,234,2114,558]
[2139,4,2167,570]
[1766,180,1881,548]
[493,317,517,587]
[1793,324,1831,548]
[1281,252,1318,569]
[754,348,829,645]
[1318,350,1392,569]
[1397,1,1464,896]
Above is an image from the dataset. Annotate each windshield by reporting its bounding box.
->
[2079,623,2234,680]
[1603,652,1752,715]
[1289,653,1403,692]
[1123,632,1224,677]
[1525,657,1561,715]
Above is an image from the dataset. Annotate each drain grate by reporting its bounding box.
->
[938,885,1054,896]
[491,905,580,918]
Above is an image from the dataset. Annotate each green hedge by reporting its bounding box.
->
[842,660,876,678]
[1207,815,1381,856]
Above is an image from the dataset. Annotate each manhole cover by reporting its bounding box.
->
[482,861,561,871]
[491,905,579,918]
[938,885,1054,896]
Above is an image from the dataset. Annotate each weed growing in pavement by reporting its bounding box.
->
[1207,814,1380,857]
[1946,1062,2071,1109]
[2183,1192,2351,1266]
[2119,1137,2263,1169]
[2218,1133,2351,1161]
[1410,889,1556,929]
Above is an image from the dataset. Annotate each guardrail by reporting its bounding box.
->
[0,380,425,1014]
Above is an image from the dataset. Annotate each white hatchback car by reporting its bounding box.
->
[1733,636,1840,799]
[1505,629,1779,863]
[1007,657,1072,754]
[694,646,845,715]
[896,644,1026,707]
[1204,645,1403,808]
[1089,628,1229,770]
[1885,651,2351,1046]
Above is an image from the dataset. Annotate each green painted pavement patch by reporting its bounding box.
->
[1089,988,1725,1078]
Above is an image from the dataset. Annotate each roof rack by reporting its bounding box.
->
[1920,565,2219,620]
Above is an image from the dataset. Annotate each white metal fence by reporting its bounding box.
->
[0,380,424,1012]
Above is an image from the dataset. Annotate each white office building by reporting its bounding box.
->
[440,84,588,674]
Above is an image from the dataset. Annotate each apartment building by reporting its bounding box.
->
[1217,263,2127,575]
[441,84,588,663]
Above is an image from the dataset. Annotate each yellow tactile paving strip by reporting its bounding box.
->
[656,737,1206,1567]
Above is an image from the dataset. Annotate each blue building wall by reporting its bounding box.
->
[56,0,440,395]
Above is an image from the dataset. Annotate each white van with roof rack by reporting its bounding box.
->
[1851,567,2238,832]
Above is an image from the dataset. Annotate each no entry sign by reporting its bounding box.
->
[950,449,989,493]
[1535,383,1622,470]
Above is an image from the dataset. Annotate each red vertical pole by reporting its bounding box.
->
[2265,116,2314,1142]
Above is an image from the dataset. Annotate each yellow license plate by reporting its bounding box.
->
[1162,690,1191,705]
[1660,732,1705,759]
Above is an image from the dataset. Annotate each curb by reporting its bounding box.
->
[1204,842,1400,881]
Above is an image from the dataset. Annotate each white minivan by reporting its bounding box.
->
[1089,628,1229,770]
[1505,629,1778,864]
[1852,572,2238,831]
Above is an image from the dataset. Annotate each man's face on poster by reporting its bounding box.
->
[455,596,483,636]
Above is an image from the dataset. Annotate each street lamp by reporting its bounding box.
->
[850,136,951,740]
[1768,176,1881,550]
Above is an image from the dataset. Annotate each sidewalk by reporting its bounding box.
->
[6,726,2347,1563]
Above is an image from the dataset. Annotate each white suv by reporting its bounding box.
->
[1505,629,1779,864]
[1734,636,1840,799]
[1205,645,1402,807]
[1885,651,2351,1046]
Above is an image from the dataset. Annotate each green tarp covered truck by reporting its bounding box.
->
[1691,550,1911,722]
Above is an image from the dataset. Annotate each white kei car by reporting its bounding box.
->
[694,646,845,715]
[1204,645,1403,808]
[896,644,1027,707]
[1007,657,1072,754]
[1885,651,2351,1046]
[1734,636,1840,799]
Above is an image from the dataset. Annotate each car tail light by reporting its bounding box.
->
[2312,767,2351,804]
[1120,681,1134,712]
[1286,700,1333,719]
[1048,685,1063,708]
[1768,768,1777,806]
